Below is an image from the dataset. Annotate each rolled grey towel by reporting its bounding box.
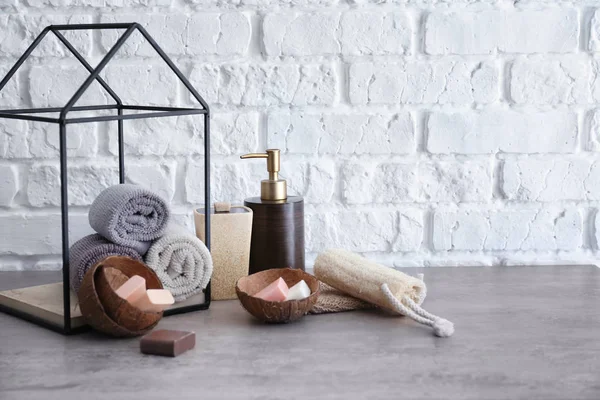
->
[88,184,170,255]
[69,234,143,292]
[145,225,213,302]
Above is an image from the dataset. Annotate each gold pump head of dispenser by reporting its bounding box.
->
[240,149,287,201]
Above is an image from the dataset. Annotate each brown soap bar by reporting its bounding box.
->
[140,330,195,357]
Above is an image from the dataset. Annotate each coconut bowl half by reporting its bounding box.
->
[236,268,320,323]
[78,256,164,337]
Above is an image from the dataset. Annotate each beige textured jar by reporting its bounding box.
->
[194,203,253,300]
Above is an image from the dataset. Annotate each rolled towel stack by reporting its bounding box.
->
[145,225,213,302]
[69,234,144,293]
[88,184,170,255]
[69,184,213,303]
[69,184,171,292]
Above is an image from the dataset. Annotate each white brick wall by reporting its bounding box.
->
[1,1,599,271]
[349,61,499,105]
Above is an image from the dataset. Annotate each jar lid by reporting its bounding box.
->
[214,202,231,212]
[195,203,252,215]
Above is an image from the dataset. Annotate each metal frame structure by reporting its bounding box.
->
[0,23,211,335]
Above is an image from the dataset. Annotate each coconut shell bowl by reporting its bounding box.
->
[236,268,320,323]
[78,256,164,337]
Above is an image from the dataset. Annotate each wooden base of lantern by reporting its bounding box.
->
[0,280,206,334]
[0,283,86,332]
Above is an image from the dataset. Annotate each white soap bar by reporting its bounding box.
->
[286,280,311,301]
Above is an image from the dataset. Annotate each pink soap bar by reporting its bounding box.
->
[115,275,146,303]
[253,277,289,302]
[132,289,175,313]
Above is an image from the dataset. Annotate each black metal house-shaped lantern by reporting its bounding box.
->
[0,23,211,335]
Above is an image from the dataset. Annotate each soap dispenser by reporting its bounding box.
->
[240,149,305,274]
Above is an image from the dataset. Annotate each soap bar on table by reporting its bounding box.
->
[286,280,311,301]
[115,275,146,303]
[140,330,196,357]
[132,289,174,312]
[254,277,289,301]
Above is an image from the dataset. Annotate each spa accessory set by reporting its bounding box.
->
[0,23,212,334]
[71,184,211,337]
[72,184,212,304]
[0,24,455,357]
[68,163,454,344]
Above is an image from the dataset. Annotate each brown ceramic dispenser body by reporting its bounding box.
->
[240,149,305,274]
[244,196,305,274]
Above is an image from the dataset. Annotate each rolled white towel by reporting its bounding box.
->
[145,225,213,302]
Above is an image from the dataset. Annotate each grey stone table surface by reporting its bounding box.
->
[1,265,599,400]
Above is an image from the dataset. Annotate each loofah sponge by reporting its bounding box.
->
[315,249,455,337]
